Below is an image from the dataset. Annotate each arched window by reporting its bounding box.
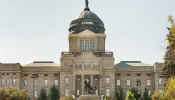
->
[80,40,84,50]
[90,40,94,51]
[85,40,89,51]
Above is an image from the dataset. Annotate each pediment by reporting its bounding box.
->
[68,30,106,38]
[79,30,97,37]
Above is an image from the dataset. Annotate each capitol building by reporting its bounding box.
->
[0,1,165,100]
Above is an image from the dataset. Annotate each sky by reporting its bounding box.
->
[0,0,174,65]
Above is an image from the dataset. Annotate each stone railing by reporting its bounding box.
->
[61,51,113,57]
[61,52,82,57]
[93,51,113,57]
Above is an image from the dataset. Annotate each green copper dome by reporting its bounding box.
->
[69,1,105,34]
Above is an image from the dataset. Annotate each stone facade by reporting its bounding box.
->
[0,1,166,100]
[115,62,165,96]
[0,61,165,100]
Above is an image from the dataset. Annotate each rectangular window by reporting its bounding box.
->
[85,40,89,51]
[147,74,151,76]
[80,40,84,50]
[44,74,48,76]
[24,80,28,86]
[12,79,16,86]
[96,90,98,95]
[148,91,151,96]
[65,89,69,96]
[13,73,16,75]
[127,74,131,76]
[147,80,151,86]
[46,91,49,96]
[106,78,110,84]
[54,74,58,76]
[34,80,38,86]
[77,90,79,96]
[106,89,110,96]
[138,90,141,94]
[117,74,121,76]
[44,80,48,86]
[34,91,38,98]
[159,79,162,85]
[127,80,130,86]
[2,73,5,75]
[6,79,10,86]
[65,78,69,84]
[54,80,58,86]
[2,79,5,86]
[159,90,162,93]
[137,74,141,76]
[6,73,9,75]
[90,40,94,51]
[117,80,120,86]
[24,74,28,76]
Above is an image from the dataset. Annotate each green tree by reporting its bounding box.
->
[38,88,48,100]
[59,97,64,100]
[64,96,73,100]
[130,88,140,100]
[161,77,175,100]
[115,87,124,100]
[126,92,136,100]
[50,85,59,100]
[0,88,28,100]
[162,15,175,79]
[0,89,9,100]
[142,88,151,100]
[151,90,163,100]
[104,96,110,100]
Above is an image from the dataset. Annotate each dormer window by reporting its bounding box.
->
[85,40,89,51]
[90,40,94,51]
[80,40,84,50]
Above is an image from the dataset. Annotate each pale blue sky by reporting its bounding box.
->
[0,0,174,65]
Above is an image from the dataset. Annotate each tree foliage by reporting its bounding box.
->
[0,88,28,100]
[151,90,163,100]
[104,96,110,100]
[142,88,151,100]
[38,88,48,100]
[162,15,175,79]
[64,96,74,100]
[59,97,64,100]
[50,85,59,100]
[125,91,136,100]
[130,88,140,100]
[162,77,175,100]
[115,87,124,100]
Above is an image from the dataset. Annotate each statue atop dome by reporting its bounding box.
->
[84,0,90,11]
[85,0,89,8]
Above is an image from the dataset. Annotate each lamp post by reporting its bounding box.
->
[31,74,39,100]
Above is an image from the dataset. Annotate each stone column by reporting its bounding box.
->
[73,63,75,69]
[82,74,84,95]
[100,72,102,97]
[82,62,84,69]
[91,63,93,68]
[73,71,75,90]
[91,75,93,86]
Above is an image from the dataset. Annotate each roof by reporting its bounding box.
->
[23,61,60,67]
[75,11,103,22]
[68,1,105,33]
[115,61,151,67]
